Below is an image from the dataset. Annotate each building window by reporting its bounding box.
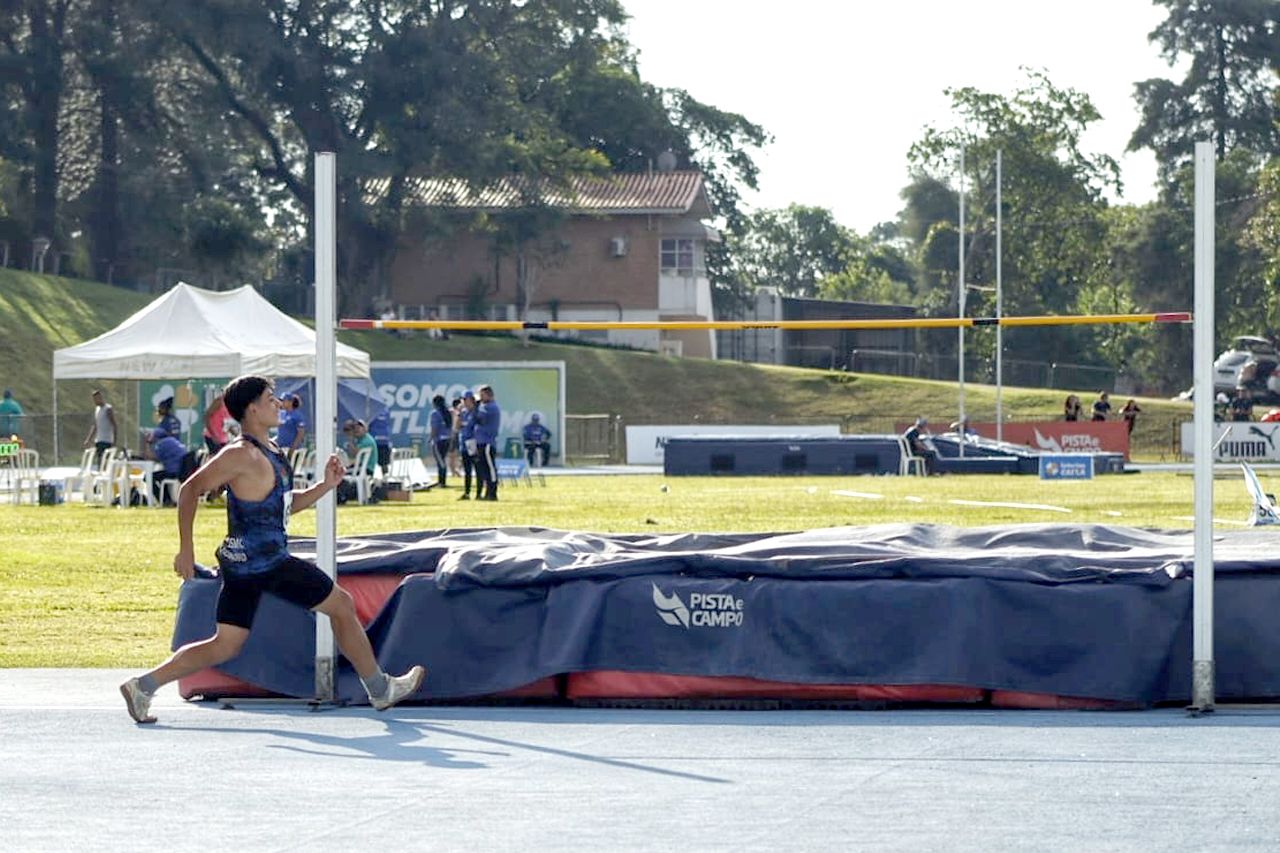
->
[660,238,695,275]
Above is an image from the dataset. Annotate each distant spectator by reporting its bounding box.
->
[344,419,378,475]
[368,409,392,471]
[522,413,552,467]
[1063,394,1083,422]
[1091,391,1111,422]
[155,396,181,440]
[1120,399,1142,435]
[1230,389,1254,422]
[948,416,978,442]
[457,392,478,499]
[474,384,501,501]
[902,417,936,476]
[84,389,117,465]
[427,309,448,340]
[275,393,307,452]
[428,394,452,487]
[203,392,232,455]
[146,428,198,504]
[0,389,24,438]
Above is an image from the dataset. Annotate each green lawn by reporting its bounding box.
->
[0,470,1256,667]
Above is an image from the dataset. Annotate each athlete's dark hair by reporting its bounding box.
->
[223,375,272,421]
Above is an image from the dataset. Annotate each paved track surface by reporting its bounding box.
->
[3,669,1279,852]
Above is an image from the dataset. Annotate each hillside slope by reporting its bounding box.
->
[0,269,1192,461]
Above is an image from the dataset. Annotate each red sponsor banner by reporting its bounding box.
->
[970,421,1131,459]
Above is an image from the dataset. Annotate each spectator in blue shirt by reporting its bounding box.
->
[473,384,501,501]
[155,397,182,440]
[428,394,451,487]
[275,394,307,452]
[522,413,552,467]
[457,392,478,500]
[146,428,197,505]
[368,409,392,472]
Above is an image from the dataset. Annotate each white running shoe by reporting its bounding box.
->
[119,677,157,724]
[371,665,425,711]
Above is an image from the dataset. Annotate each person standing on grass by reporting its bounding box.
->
[428,394,451,487]
[0,389,24,438]
[457,391,478,500]
[1120,399,1142,435]
[84,389,117,466]
[1091,391,1111,422]
[119,374,424,724]
[473,384,501,501]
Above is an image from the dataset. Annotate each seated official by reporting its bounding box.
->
[146,428,198,504]
[902,417,937,475]
[522,414,552,467]
[343,419,379,476]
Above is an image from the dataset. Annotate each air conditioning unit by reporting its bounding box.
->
[609,236,629,258]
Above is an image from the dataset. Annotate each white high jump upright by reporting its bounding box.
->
[314,152,338,702]
[1190,140,1215,714]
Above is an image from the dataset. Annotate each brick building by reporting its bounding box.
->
[373,170,719,358]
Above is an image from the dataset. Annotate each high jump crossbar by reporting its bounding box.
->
[340,312,1191,332]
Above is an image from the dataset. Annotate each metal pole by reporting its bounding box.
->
[958,147,966,455]
[1190,140,1215,714]
[995,150,1003,444]
[314,152,338,703]
[51,378,58,463]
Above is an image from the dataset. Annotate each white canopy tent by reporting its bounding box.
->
[51,282,371,460]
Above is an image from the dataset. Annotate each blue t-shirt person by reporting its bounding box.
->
[151,432,188,477]
[523,419,551,444]
[276,407,305,450]
[156,412,182,440]
[475,399,501,446]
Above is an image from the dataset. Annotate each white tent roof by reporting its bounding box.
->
[53,283,370,379]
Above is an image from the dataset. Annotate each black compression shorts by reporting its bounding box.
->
[215,555,335,629]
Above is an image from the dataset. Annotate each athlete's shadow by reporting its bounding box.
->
[169,711,501,769]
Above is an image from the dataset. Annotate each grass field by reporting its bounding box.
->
[0,470,1259,668]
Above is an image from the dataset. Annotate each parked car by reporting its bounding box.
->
[1214,336,1278,393]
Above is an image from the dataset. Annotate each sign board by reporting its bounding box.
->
[372,362,565,459]
[972,421,1131,459]
[1180,421,1280,462]
[625,424,841,465]
[1038,454,1094,480]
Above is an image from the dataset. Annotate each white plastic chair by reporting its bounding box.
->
[347,446,378,504]
[292,448,316,489]
[11,449,40,504]
[89,448,123,506]
[62,448,97,502]
[118,458,156,509]
[388,447,414,483]
[896,435,927,477]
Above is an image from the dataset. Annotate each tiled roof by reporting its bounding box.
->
[364,171,708,215]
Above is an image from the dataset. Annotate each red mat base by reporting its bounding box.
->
[565,671,985,703]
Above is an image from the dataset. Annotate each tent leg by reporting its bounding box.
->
[52,379,58,463]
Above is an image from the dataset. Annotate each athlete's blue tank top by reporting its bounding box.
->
[216,433,293,576]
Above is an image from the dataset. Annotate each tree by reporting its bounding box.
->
[0,0,77,241]
[1130,0,1280,176]
[727,205,856,298]
[905,71,1121,367]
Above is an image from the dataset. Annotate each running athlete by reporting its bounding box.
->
[119,375,424,723]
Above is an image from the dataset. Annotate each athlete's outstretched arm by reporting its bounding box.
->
[291,453,344,513]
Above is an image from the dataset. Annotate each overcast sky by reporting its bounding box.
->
[623,0,1181,232]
